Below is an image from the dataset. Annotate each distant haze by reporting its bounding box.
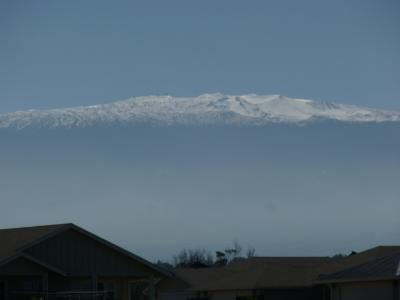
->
[0,96,399,261]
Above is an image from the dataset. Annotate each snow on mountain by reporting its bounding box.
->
[0,94,399,129]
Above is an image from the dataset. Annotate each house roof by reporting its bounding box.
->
[175,257,330,291]
[0,223,170,277]
[163,246,400,292]
[318,251,400,283]
[174,267,228,287]
[316,246,400,278]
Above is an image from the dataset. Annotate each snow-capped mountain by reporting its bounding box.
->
[1,94,399,129]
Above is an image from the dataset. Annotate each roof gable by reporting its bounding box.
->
[0,223,169,277]
[0,224,69,265]
[0,254,67,276]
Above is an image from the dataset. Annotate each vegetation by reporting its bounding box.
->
[159,241,256,269]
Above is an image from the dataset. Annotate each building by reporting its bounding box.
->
[318,251,400,300]
[157,257,331,300]
[156,246,400,300]
[1,223,399,300]
[0,224,169,300]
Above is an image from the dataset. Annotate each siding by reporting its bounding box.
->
[0,258,48,276]
[157,292,192,300]
[210,290,260,300]
[338,281,394,300]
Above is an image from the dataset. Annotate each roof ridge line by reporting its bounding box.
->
[0,223,73,231]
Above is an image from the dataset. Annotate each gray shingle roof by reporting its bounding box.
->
[316,246,400,278]
[161,246,400,292]
[172,257,330,291]
[319,252,400,282]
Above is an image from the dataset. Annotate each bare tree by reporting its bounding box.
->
[215,251,228,266]
[224,240,243,262]
[246,246,256,258]
[171,242,257,268]
[173,248,214,268]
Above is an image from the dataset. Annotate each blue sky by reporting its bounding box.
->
[1,125,400,259]
[0,0,399,113]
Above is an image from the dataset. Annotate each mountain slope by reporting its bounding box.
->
[1,94,399,129]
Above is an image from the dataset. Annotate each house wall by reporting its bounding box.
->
[261,288,323,300]
[157,292,193,300]
[0,258,48,276]
[155,275,194,300]
[157,287,325,300]
[333,281,398,300]
[100,277,130,300]
[48,276,93,292]
[205,288,322,300]
[49,276,135,300]
[209,290,260,300]
[0,252,153,300]
[158,289,257,300]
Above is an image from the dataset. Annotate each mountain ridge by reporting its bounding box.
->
[1,94,399,129]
